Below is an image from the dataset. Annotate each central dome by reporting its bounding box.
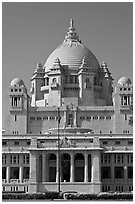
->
[45,19,100,72]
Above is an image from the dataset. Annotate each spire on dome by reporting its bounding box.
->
[64,19,81,43]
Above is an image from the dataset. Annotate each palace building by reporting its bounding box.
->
[2,20,133,194]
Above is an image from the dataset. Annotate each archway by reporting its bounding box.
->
[48,153,56,182]
[74,153,84,182]
[61,153,70,182]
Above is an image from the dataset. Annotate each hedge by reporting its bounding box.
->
[64,192,133,200]
[2,192,133,200]
[2,191,63,200]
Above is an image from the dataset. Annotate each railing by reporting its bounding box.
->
[23,179,29,183]
[2,179,7,183]
[10,179,20,183]
[115,179,124,183]
[102,178,111,183]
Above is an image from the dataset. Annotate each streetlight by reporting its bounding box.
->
[57,108,61,192]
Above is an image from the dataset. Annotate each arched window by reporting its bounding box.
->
[52,78,56,84]
[45,77,49,86]
[85,78,91,89]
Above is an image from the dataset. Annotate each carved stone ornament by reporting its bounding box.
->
[56,137,76,148]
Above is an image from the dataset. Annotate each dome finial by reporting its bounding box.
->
[70,19,74,29]
[64,19,81,43]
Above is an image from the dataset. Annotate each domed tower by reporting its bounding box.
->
[44,19,100,107]
[8,78,29,134]
[114,77,133,133]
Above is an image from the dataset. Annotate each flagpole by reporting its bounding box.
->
[57,107,61,192]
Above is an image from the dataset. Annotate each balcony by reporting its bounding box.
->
[63,83,79,90]
[23,179,29,183]
[115,179,124,183]
[10,179,20,183]
[102,178,111,183]
[41,86,49,93]
[2,179,7,183]
[51,83,59,90]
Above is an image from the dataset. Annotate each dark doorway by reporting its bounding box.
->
[61,153,70,182]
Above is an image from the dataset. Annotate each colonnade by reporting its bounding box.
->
[29,150,101,183]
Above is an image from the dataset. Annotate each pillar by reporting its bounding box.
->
[28,151,38,193]
[6,154,10,183]
[111,154,114,183]
[70,152,74,182]
[42,152,46,182]
[91,151,101,183]
[84,152,88,182]
[19,167,23,183]
[56,152,60,182]
[124,154,128,183]
[6,166,10,183]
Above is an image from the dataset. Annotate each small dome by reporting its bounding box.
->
[10,78,25,86]
[117,77,131,86]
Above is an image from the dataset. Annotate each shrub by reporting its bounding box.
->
[2,191,63,200]
[64,192,133,200]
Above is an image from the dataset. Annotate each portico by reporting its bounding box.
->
[28,149,101,193]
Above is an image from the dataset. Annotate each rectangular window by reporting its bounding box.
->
[80,116,85,120]
[115,141,120,145]
[128,141,133,145]
[30,117,35,120]
[106,116,111,120]
[128,167,133,179]
[93,116,98,120]
[14,141,19,146]
[123,96,127,105]
[2,141,7,146]
[37,117,42,120]
[101,167,111,179]
[125,114,127,120]
[99,116,105,120]
[27,141,30,146]
[43,116,48,120]
[115,167,124,179]
[26,155,29,164]
[50,116,55,120]
[14,115,17,121]
[103,141,108,145]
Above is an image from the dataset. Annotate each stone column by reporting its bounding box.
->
[6,166,10,183]
[42,152,46,182]
[6,154,10,183]
[28,151,38,193]
[56,152,60,182]
[124,154,128,183]
[91,151,101,183]
[70,152,74,182]
[84,152,88,182]
[111,154,114,183]
[19,166,23,183]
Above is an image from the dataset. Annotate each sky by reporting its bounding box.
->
[2,2,133,128]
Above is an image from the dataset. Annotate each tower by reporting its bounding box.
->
[113,77,133,133]
[8,78,29,134]
[30,62,44,106]
[78,57,95,106]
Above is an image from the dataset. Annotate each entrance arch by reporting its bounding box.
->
[74,153,84,182]
[48,153,56,182]
[61,153,70,182]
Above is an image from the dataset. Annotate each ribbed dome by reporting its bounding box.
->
[117,77,131,86]
[10,78,25,86]
[44,19,100,72]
